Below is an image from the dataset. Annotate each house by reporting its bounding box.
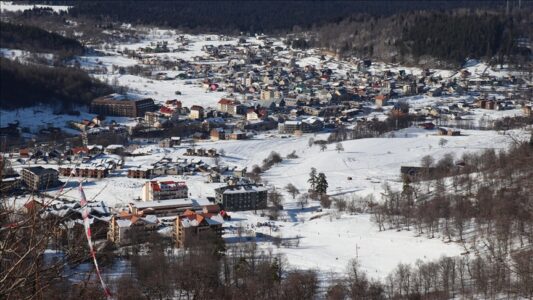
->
[21,167,59,191]
[246,107,268,121]
[210,128,225,141]
[233,167,247,178]
[174,209,223,248]
[228,131,247,140]
[437,127,461,136]
[189,105,205,119]
[207,173,221,183]
[19,148,30,158]
[523,105,532,117]
[217,98,238,114]
[375,94,389,108]
[214,184,268,211]
[159,137,181,148]
[141,180,189,201]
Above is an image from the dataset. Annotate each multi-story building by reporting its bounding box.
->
[174,210,223,248]
[142,180,189,201]
[214,184,268,211]
[90,94,156,117]
[127,167,154,179]
[107,213,159,245]
[58,166,108,179]
[21,167,59,191]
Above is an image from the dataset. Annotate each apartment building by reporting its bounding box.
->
[141,180,189,201]
[21,167,59,191]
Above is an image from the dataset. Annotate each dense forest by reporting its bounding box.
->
[0,21,84,57]
[43,1,532,66]
[310,9,532,67]
[7,2,531,66]
[0,58,112,110]
[66,1,505,34]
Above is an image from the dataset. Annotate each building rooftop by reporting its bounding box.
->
[24,166,58,176]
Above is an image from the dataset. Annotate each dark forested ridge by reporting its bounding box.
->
[310,9,532,67]
[0,21,84,57]
[66,1,505,34]
[10,1,531,66]
[0,58,112,110]
[63,1,532,66]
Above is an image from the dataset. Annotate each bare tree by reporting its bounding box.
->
[285,183,299,199]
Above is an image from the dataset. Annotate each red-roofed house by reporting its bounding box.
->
[217,98,238,114]
[246,107,268,121]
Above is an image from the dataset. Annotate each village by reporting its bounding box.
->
[1,30,532,278]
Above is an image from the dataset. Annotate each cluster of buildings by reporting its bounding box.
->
[81,37,530,144]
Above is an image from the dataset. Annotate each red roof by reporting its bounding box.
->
[218,98,234,105]
[151,181,187,191]
[151,181,160,191]
[160,106,174,114]
[72,147,89,154]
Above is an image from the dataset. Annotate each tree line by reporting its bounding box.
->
[0,21,84,58]
[0,58,112,110]
[369,139,533,298]
[65,1,506,34]
[310,8,532,67]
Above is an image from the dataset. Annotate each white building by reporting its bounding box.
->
[141,180,189,201]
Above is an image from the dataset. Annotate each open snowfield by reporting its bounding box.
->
[227,210,464,279]
[9,127,526,278]
[0,105,134,135]
[21,127,523,206]
[94,73,227,108]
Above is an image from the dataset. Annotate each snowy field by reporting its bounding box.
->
[0,1,71,13]
[227,211,464,279]
[23,127,521,206]
[8,127,528,278]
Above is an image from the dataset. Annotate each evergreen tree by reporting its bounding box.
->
[308,168,317,191]
[316,173,328,195]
